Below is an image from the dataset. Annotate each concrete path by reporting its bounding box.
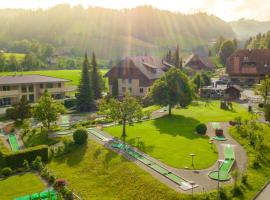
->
[87,122,248,194]
[255,182,270,200]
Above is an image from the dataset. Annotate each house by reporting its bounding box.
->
[183,53,215,71]
[200,84,242,100]
[227,49,270,86]
[0,74,74,107]
[104,56,173,97]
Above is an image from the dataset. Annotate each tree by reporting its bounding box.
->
[165,49,172,64]
[76,53,94,112]
[112,78,119,98]
[264,104,270,122]
[219,40,236,65]
[201,73,211,86]
[99,94,143,143]
[73,128,88,145]
[174,44,181,69]
[7,54,19,72]
[257,76,270,104]
[0,51,6,72]
[150,68,193,115]
[193,73,202,92]
[91,52,102,99]
[33,90,66,130]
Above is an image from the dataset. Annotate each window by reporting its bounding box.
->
[140,88,144,93]
[28,85,34,92]
[3,98,11,105]
[29,94,34,103]
[22,85,27,93]
[122,87,126,93]
[128,79,132,84]
[46,83,53,88]
[40,84,43,89]
[58,83,62,88]
[3,85,10,91]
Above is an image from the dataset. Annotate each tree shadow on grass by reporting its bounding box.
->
[66,144,87,167]
[153,115,204,140]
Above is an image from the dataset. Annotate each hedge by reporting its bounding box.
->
[64,98,77,109]
[0,145,48,169]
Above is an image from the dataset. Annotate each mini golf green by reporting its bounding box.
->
[8,133,19,152]
[14,189,59,200]
[208,144,235,181]
[213,136,227,141]
[211,122,221,129]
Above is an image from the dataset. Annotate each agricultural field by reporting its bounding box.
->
[49,140,190,200]
[0,173,46,200]
[3,53,26,61]
[105,101,250,169]
[0,69,109,86]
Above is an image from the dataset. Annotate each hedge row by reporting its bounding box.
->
[0,145,48,169]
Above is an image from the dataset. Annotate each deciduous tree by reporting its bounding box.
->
[257,75,270,104]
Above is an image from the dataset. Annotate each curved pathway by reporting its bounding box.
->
[87,121,248,194]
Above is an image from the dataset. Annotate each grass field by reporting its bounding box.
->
[0,173,46,200]
[3,53,25,61]
[105,101,249,169]
[49,140,190,200]
[0,69,109,86]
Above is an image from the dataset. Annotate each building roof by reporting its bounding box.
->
[0,74,69,85]
[227,49,270,76]
[183,53,215,70]
[104,56,173,80]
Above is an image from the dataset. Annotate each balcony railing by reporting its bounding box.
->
[0,90,19,98]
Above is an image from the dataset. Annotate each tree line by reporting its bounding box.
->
[245,31,270,49]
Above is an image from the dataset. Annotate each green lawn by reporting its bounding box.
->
[0,173,46,200]
[49,140,190,200]
[0,69,108,86]
[142,105,161,113]
[105,101,249,169]
[3,53,25,61]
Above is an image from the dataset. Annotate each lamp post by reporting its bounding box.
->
[190,181,195,199]
[217,160,224,200]
[190,153,196,169]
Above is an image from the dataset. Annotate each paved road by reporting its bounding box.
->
[256,182,270,200]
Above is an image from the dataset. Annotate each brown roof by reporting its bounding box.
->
[183,53,215,70]
[0,74,69,85]
[104,56,172,83]
[227,49,270,76]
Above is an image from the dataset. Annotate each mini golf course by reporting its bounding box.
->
[8,133,20,152]
[15,189,59,200]
[211,122,227,141]
[88,128,197,191]
[59,115,71,128]
[208,144,235,181]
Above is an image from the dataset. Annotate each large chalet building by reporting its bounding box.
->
[104,56,173,97]
[227,49,270,86]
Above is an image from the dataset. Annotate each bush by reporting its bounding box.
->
[196,123,207,135]
[32,156,43,170]
[5,108,16,120]
[241,174,248,185]
[1,167,12,176]
[258,103,264,108]
[64,98,77,109]
[23,159,30,170]
[73,128,88,145]
[2,145,48,169]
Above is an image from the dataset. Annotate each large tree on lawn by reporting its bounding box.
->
[150,68,192,115]
[76,53,94,112]
[33,90,66,130]
[91,52,102,99]
[99,94,143,143]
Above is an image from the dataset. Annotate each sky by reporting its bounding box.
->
[0,0,269,22]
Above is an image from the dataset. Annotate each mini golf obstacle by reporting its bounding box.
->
[208,144,235,181]
[88,128,198,191]
[59,115,71,128]
[14,189,59,200]
[8,133,20,152]
[211,122,227,141]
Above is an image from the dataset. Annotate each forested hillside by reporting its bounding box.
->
[245,31,270,49]
[0,5,235,59]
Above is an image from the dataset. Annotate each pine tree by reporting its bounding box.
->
[112,78,119,98]
[174,44,180,68]
[166,49,172,64]
[76,53,94,112]
[91,52,102,99]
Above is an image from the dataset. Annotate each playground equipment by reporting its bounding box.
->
[14,189,59,200]
[208,144,235,181]
[8,133,20,152]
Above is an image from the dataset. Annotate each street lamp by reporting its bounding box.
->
[190,153,196,169]
[217,159,224,200]
[189,181,196,199]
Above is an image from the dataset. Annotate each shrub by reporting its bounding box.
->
[241,174,248,185]
[23,159,30,170]
[196,123,207,135]
[258,103,264,108]
[219,187,228,200]
[231,185,243,197]
[1,167,12,176]
[3,145,48,169]
[32,156,43,170]
[64,98,77,109]
[73,128,88,145]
